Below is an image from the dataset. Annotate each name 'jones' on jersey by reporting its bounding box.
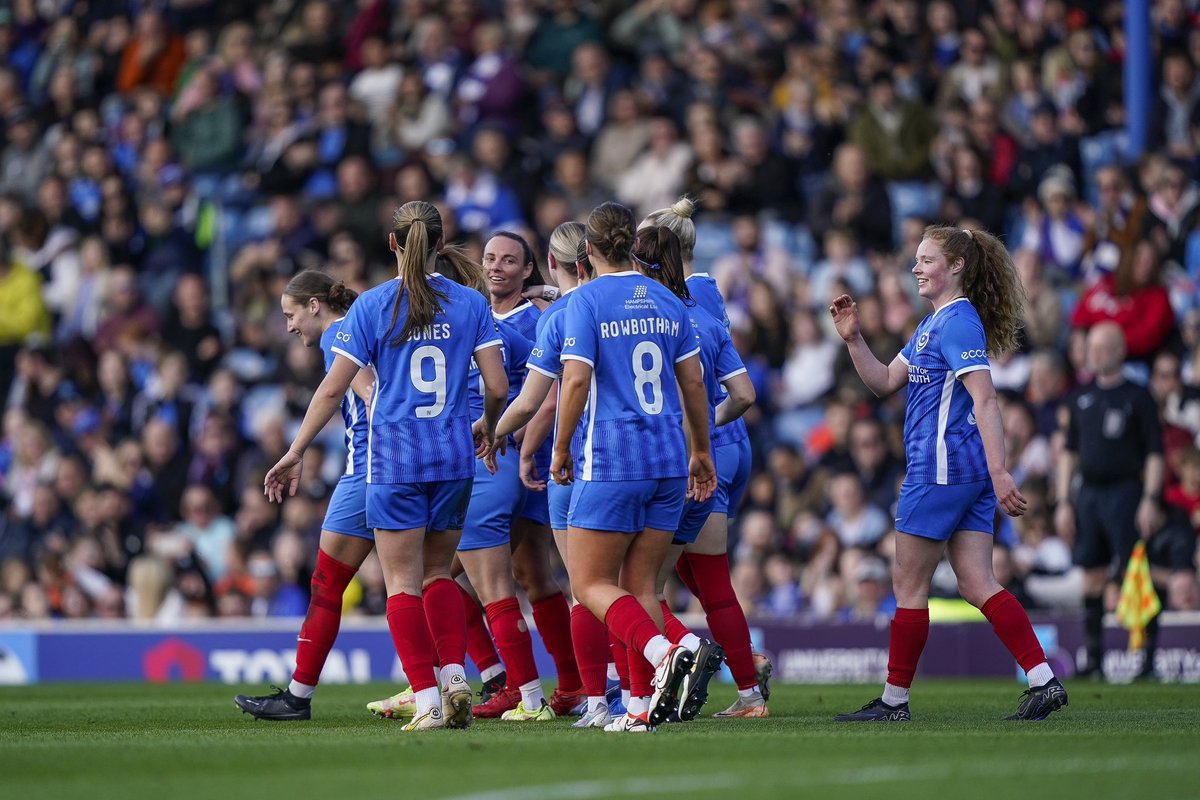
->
[897,298,991,485]
[561,273,699,482]
[331,275,501,484]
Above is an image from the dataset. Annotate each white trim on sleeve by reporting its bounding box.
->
[718,367,748,383]
[331,347,366,369]
[560,354,595,367]
[954,364,991,379]
[675,347,701,364]
[527,363,558,379]
[473,339,503,353]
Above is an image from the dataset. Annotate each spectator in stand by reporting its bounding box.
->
[711,214,795,307]
[1146,161,1200,269]
[444,153,524,235]
[1008,100,1082,202]
[1020,169,1088,282]
[376,71,452,158]
[847,418,904,513]
[1080,165,1149,282]
[726,115,802,220]
[809,143,893,256]
[1072,240,1178,365]
[564,41,625,139]
[937,28,1006,110]
[849,71,936,183]
[162,274,225,386]
[941,145,1007,235]
[454,21,524,134]
[590,89,651,192]
[1150,49,1200,161]
[116,8,186,97]
[616,115,691,219]
[0,235,50,404]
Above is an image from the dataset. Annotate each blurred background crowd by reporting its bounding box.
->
[0,0,1198,625]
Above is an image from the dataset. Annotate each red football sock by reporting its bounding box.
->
[292,550,357,686]
[423,578,466,668]
[531,592,581,693]
[609,630,630,690]
[887,607,930,689]
[628,648,655,698]
[659,600,691,645]
[604,594,662,655]
[386,593,438,692]
[675,552,701,598]
[485,597,538,687]
[571,603,610,697]
[688,552,758,690]
[982,589,1047,672]
[457,582,501,673]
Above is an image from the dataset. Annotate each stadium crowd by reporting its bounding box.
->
[0,0,1198,627]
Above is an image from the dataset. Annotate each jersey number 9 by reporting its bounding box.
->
[410,345,447,418]
[632,341,664,415]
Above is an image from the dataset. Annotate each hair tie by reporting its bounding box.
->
[633,253,661,271]
[963,228,973,239]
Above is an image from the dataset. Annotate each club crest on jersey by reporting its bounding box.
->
[916,332,930,352]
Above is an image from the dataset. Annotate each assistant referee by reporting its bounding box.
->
[1056,322,1165,679]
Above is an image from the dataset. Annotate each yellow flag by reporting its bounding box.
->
[1115,542,1161,651]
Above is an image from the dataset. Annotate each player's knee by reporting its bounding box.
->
[957,577,998,609]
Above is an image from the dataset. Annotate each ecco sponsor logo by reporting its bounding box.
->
[961,349,986,359]
[335,331,352,342]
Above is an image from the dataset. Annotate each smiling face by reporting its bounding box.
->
[912,237,963,304]
[483,235,532,302]
[280,295,324,347]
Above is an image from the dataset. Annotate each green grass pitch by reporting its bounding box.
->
[2,681,1197,800]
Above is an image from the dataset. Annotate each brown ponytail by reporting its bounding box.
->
[389,201,448,346]
[436,244,488,296]
[575,236,594,281]
[633,225,693,306]
[923,225,1026,356]
[284,269,358,315]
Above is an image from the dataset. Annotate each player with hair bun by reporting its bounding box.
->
[235,270,372,722]
[551,201,716,733]
[487,222,620,728]
[641,197,773,717]
[632,226,759,721]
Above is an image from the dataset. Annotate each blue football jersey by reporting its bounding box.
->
[685,273,730,331]
[332,274,502,484]
[492,299,540,343]
[691,309,747,433]
[897,298,991,485]
[560,272,699,481]
[494,300,548,481]
[686,272,748,447]
[467,317,531,420]
[321,319,370,477]
[527,290,585,475]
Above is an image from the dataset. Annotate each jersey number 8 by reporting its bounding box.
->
[410,345,447,418]
[632,341,664,415]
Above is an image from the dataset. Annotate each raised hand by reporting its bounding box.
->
[828,294,861,342]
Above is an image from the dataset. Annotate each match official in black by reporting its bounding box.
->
[1056,322,1165,679]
